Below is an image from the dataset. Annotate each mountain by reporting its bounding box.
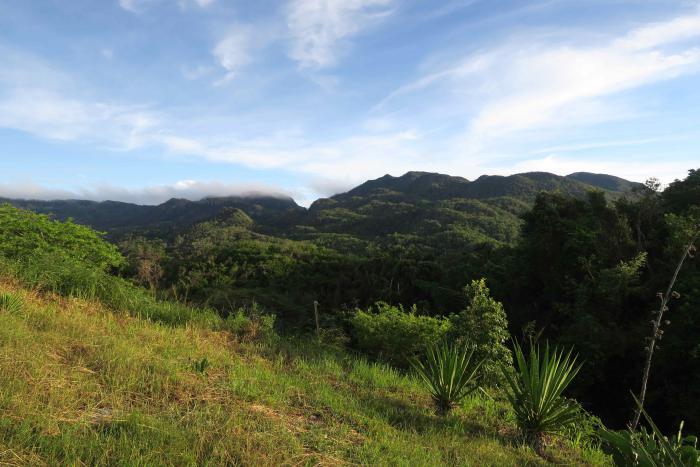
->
[286,171,641,246]
[566,172,641,192]
[1,171,640,243]
[1,195,302,238]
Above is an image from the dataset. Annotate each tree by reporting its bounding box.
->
[450,278,512,385]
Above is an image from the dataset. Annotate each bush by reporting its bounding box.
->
[449,279,512,386]
[349,302,452,367]
[223,304,277,342]
[0,204,123,270]
[411,341,483,416]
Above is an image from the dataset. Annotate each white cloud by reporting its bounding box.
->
[287,0,394,69]
[0,89,159,144]
[378,7,700,140]
[0,180,290,205]
[212,27,253,83]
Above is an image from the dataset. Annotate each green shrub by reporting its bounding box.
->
[502,341,583,456]
[0,204,124,271]
[349,302,452,367]
[223,304,277,342]
[411,341,483,416]
[449,279,512,385]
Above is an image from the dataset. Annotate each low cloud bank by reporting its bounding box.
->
[0,180,293,206]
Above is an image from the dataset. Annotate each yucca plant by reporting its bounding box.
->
[502,341,583,456]
[0,292,23,314]
[411,341,484,416]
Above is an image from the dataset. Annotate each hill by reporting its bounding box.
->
[285,171,640,246]
[0,204,607,465]
[1,195,302,238]
[1,171,640,243]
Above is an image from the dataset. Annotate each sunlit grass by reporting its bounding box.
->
[0,279,609,465]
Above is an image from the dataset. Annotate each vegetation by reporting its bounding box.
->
[450,279,512,385]
[1,167,699,464]
[349,302,452,367]
[0,209,605,465]
[411,342,484,416]
[601,399,700,466]
[503,342,584,456]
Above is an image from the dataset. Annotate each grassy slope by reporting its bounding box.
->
[0,280,608,466]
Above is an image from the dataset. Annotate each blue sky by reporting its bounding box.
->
[1,0,699,205]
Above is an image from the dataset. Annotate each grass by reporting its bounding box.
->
[0,278,610,465]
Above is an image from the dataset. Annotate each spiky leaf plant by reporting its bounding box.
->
[600,395,700,467]
[0,292,23,314]
[502,341,583,456]
[411,341,483,416]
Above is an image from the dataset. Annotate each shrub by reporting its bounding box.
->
[349,302,452,367]
[502,341,583,456]
[411,341,483,416]
[0,204,123,271]
[223,304,277,342]
[449,279,512,385]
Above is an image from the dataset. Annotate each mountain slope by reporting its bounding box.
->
[1,195,302,238]
[1,170,640,244]
[290,171,640,246]
[0,277,608,466]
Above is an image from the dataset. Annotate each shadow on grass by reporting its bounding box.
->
[357,392,488,437]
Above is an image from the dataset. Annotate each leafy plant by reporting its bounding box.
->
[449,278,512,385]
[502,341,583,456]
[223,304,277,342]
[601,396,700,466]
[0,292,23,314]
[411,341,483,416]
[350,302,452,367]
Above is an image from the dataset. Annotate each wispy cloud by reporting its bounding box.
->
[212,27,254,83]
[379,7,700,140]
[287,0,394,69]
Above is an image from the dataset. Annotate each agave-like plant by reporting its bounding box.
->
[600,395,700,467]
[502,341,583,456]
[0,292,23,314]
[411,341,484,416]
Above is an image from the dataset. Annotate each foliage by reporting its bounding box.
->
[349,302,452,367]
[601,399,700,466]
[0,204,124,270]
[449,279,512,385]
[0,281,602,466]
[0,292,23,314]
[502,341,584,455]
[410,341,483,416]
[223,303,277,342]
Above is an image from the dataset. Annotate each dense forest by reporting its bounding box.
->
[3,168,700,463]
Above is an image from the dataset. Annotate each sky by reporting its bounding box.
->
[1,0,699,205]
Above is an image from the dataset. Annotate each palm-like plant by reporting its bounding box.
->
[411,341,483,416]
[502,341,583,456]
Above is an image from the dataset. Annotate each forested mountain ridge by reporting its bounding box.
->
[1,194,302,238]
[1,171,640,241]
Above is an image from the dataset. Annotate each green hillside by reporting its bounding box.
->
[0,205,608,466]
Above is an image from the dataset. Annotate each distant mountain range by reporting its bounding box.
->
[1,171,642,241]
